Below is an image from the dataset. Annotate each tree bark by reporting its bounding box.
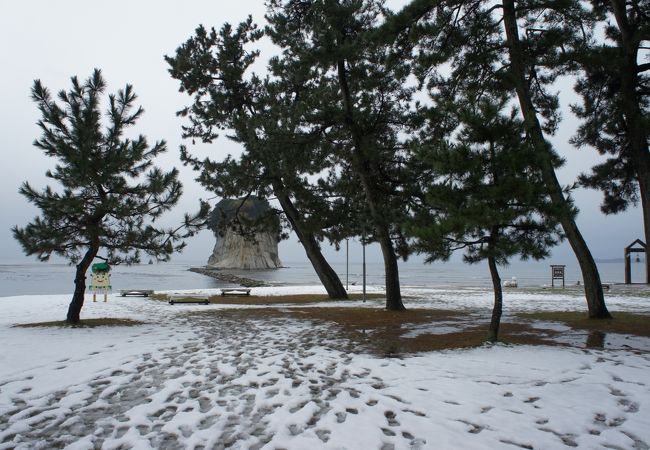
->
[272,179,349,299]
[487,253,503,342]
[610,0,650,284]
[501,0,611,318]
[66,239,99,323]
[377,226,405,311]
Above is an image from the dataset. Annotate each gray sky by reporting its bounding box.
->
[0,1,643,267]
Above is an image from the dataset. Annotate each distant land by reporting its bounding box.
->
[596,258,645,263]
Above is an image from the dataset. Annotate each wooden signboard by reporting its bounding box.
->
[550,265,565,289]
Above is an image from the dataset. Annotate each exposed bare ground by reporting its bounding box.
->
[179,305,650,355]
[14,294,650,355]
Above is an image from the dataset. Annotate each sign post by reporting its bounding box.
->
[550,265,566,289]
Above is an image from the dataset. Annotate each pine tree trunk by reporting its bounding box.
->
[272,179,348,299]
[336,60,406,311]
[501,0,610,318]
[66,242,99,323]
[346,146,405,310]
[358,173,404,310]
[610,0,650,284]
[347,136,404,310]
[487,254,503,342]
[376,222,405,311]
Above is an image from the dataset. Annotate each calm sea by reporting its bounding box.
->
[0,258,645,297]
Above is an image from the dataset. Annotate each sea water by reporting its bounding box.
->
[0,257,645,297]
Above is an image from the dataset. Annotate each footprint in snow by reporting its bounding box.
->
[618,398,639,413]
[385,410,400,427]
[403,408,426,417]
[457,419,485,434]
[609,386,626,397]
[316,428,331,442]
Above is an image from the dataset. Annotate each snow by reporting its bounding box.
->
[0,286,649,449]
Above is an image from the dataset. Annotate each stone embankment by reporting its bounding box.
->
[188,267,270,288]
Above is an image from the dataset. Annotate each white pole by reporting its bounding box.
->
[346,238,349,290]
[362,231,366,303]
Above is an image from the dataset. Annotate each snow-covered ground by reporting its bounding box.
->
[1,286,649,449]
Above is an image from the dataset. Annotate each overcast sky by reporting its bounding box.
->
[0,1,644,268]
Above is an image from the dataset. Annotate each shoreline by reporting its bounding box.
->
[188,266,271,287]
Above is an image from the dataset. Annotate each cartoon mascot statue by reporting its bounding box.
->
[89,262,112,302]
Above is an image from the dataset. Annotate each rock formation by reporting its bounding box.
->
[206,198,282,270]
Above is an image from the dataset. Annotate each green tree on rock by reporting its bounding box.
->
[13,70,203,323]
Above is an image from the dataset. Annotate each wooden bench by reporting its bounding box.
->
[168,294,210,305]
[120,289,154,297]
[220,288,251,297]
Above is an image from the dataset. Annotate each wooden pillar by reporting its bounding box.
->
[646,246,650,285]
[625,249,631,284]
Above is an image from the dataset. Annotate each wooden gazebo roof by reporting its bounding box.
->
[625,239,646,251]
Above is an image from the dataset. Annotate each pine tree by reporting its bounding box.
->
[572,0,650,283]
[166,18,349,299]
[410,96,562,341]
[500,0,610,318]
[12,70,203,323]
[266,0,418,310]
[387,0,611,318]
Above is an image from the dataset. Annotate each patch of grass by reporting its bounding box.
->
[150,293,384,305]
[498,322,562,347]
[14,318,146,328]
[185,306,650,355]
[186,306,489,354]
[517,311,650,337]
[317,311,565,353]
[283,307,459,329]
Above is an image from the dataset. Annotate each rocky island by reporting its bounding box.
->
[190,197,282,287]
[206,197,282,270]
